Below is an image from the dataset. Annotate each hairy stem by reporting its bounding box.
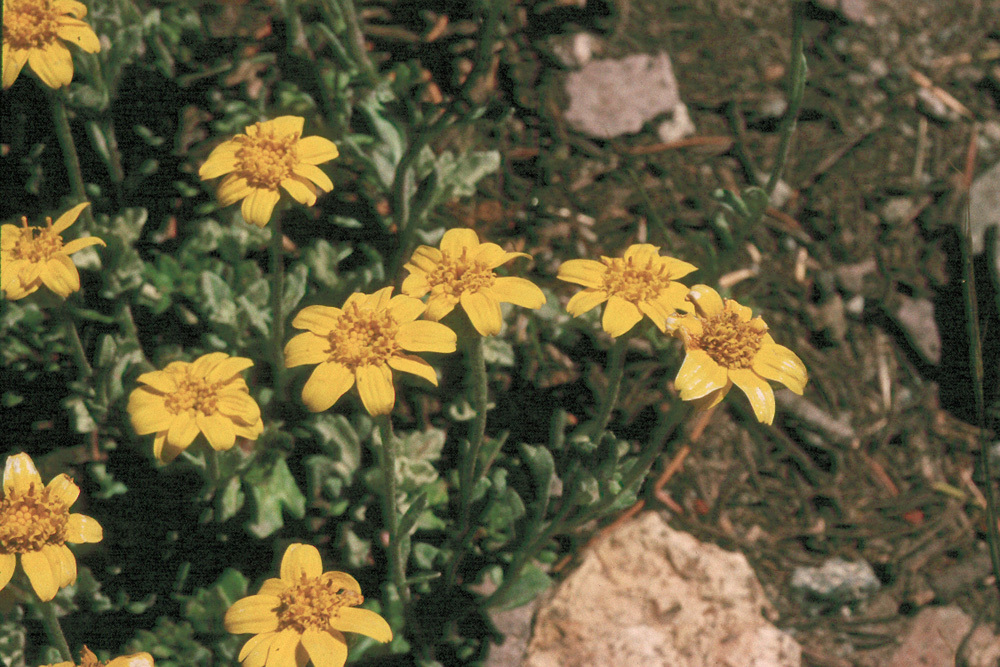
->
[48,91,94,230]
[38,599,74,662]
[376,415,410,603]
[764,2,806,199]
[270,214,288,405]
[584,334,629,437]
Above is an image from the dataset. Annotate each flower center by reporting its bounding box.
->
[326,303,399,369]
[601,256,671,302]
[9,218,64,262]
[693,311,765,369]
[426,249,496,296]
[276,574,365,633]
[3,0,62,50]
[164,375,222,415]
[234,124,300,189]
[0,484,69,554]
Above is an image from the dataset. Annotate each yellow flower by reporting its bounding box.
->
[669,285,808,424]
[42,646,154,667]
[2,0,101,89]
[1,203,104,300]
[285,287,457,416]
[198,116,339,227]
[225,543,392,667]
[557,243,697,337]
[401,228,546,336]
[0,453,103,602]
[127,352,264,463]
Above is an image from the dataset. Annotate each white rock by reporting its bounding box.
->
[523,512,801,667]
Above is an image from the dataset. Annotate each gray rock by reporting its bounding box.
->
[812,0,876,25]
[969,161,1000,270]
[564,53,683,139]
[790,557,880,608]
[893,295,941,364]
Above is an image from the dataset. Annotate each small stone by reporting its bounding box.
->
[835,258,877,294]
[969,160,1000,271]
[917,87,960,123]
[790,557,880,609]
[812,0,876,25]
[888,606,1000,667]
[564,53,683,139]
[656,103,696,143]
[893,295,941,364]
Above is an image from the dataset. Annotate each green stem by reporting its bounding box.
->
[38,599,74,662]
[48,90,95,230]
[584,335,629,437]
[763,2,806,199]
[445,330,490,587]
[270,214,287,404]
[58,303,92,378]
[376,415,410,603]
[332,0,380,86]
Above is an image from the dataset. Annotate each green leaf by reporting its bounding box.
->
[182,568,248,633]
[282,263,308,314]
[199,271,238,327]
[398,491,428,537]
[303,240,353,290]
[519,443,555,517]
[216,476,245,522]
[308,413,366,477]
[243,454,307,538]
[488,563,551,611]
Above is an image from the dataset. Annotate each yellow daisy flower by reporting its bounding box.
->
[557,243,697,337]
[401,228,546,336]
[2,0,101,89]
[0,452,103,602]
[285,287,457,416]
[669,284,808,424]
[1,203,105,300]
[198,116,339,227]
[127,352,264,463]
[43,646,154,667]
[225,543,392,667]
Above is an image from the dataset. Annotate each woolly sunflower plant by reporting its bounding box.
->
[2,0,101,89]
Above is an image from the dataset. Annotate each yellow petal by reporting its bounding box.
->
[257,577,289,597]
[566,289,608,317]
[330,607,393,643]
[217,392,262,424]
[492,276,545,309]
[4,453,42,496]
[28,42,74,88]
[281,176,318,206]
[400,271,430,298]
[365,286,395,310]
[356,364,395,416]
[128,390,172,435]
[105,653,154,667]
[653,281,690,314]
[387,294,427,323]
[264,115,305,137]
[241,188,281,227]
[206,356,255,383]
[56,18,100,53]
[291,163,333,193]
[197,412,237,451]
[46,473,80,507]
[602,295,642,337]
[675,349,729,400]
[637,300,670,332]
[440,228,481,255]
[753,343,808,395]
[291,305,342,333]
[729,368,776,425]
[61,235,106,255]
[474,243,528,269]
[199,140,240,179]
[689,383,731,413]
[51,544,77,588]
[300,629,348,667]
[396,320,457,353]
[22,549,59,601]
[0,553,15,592]
[727,299,754,323]
[659,256,698,279]
[461,290,503,336]
[3,43,29,89]
[136,368,178,393]
[53,0,88,17]
[296,135,340,165]
[51,202,89,233]
[41,255,80,297]
[424,293,459,321]
[280,543,323,581]
[166,413,200,449]
[217,174,253,206]
[239,632,277,664]
[65,513,103,543]
[301,362,354,413]
[405,245,442,273]
[264,629,303,667]
[319,570,362,594]
[224,595,281,634]
[191,352,229,377]
[557,259,607,288]
[687,284,724,317]
[387,353,438,386]
[284,332,330,368]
